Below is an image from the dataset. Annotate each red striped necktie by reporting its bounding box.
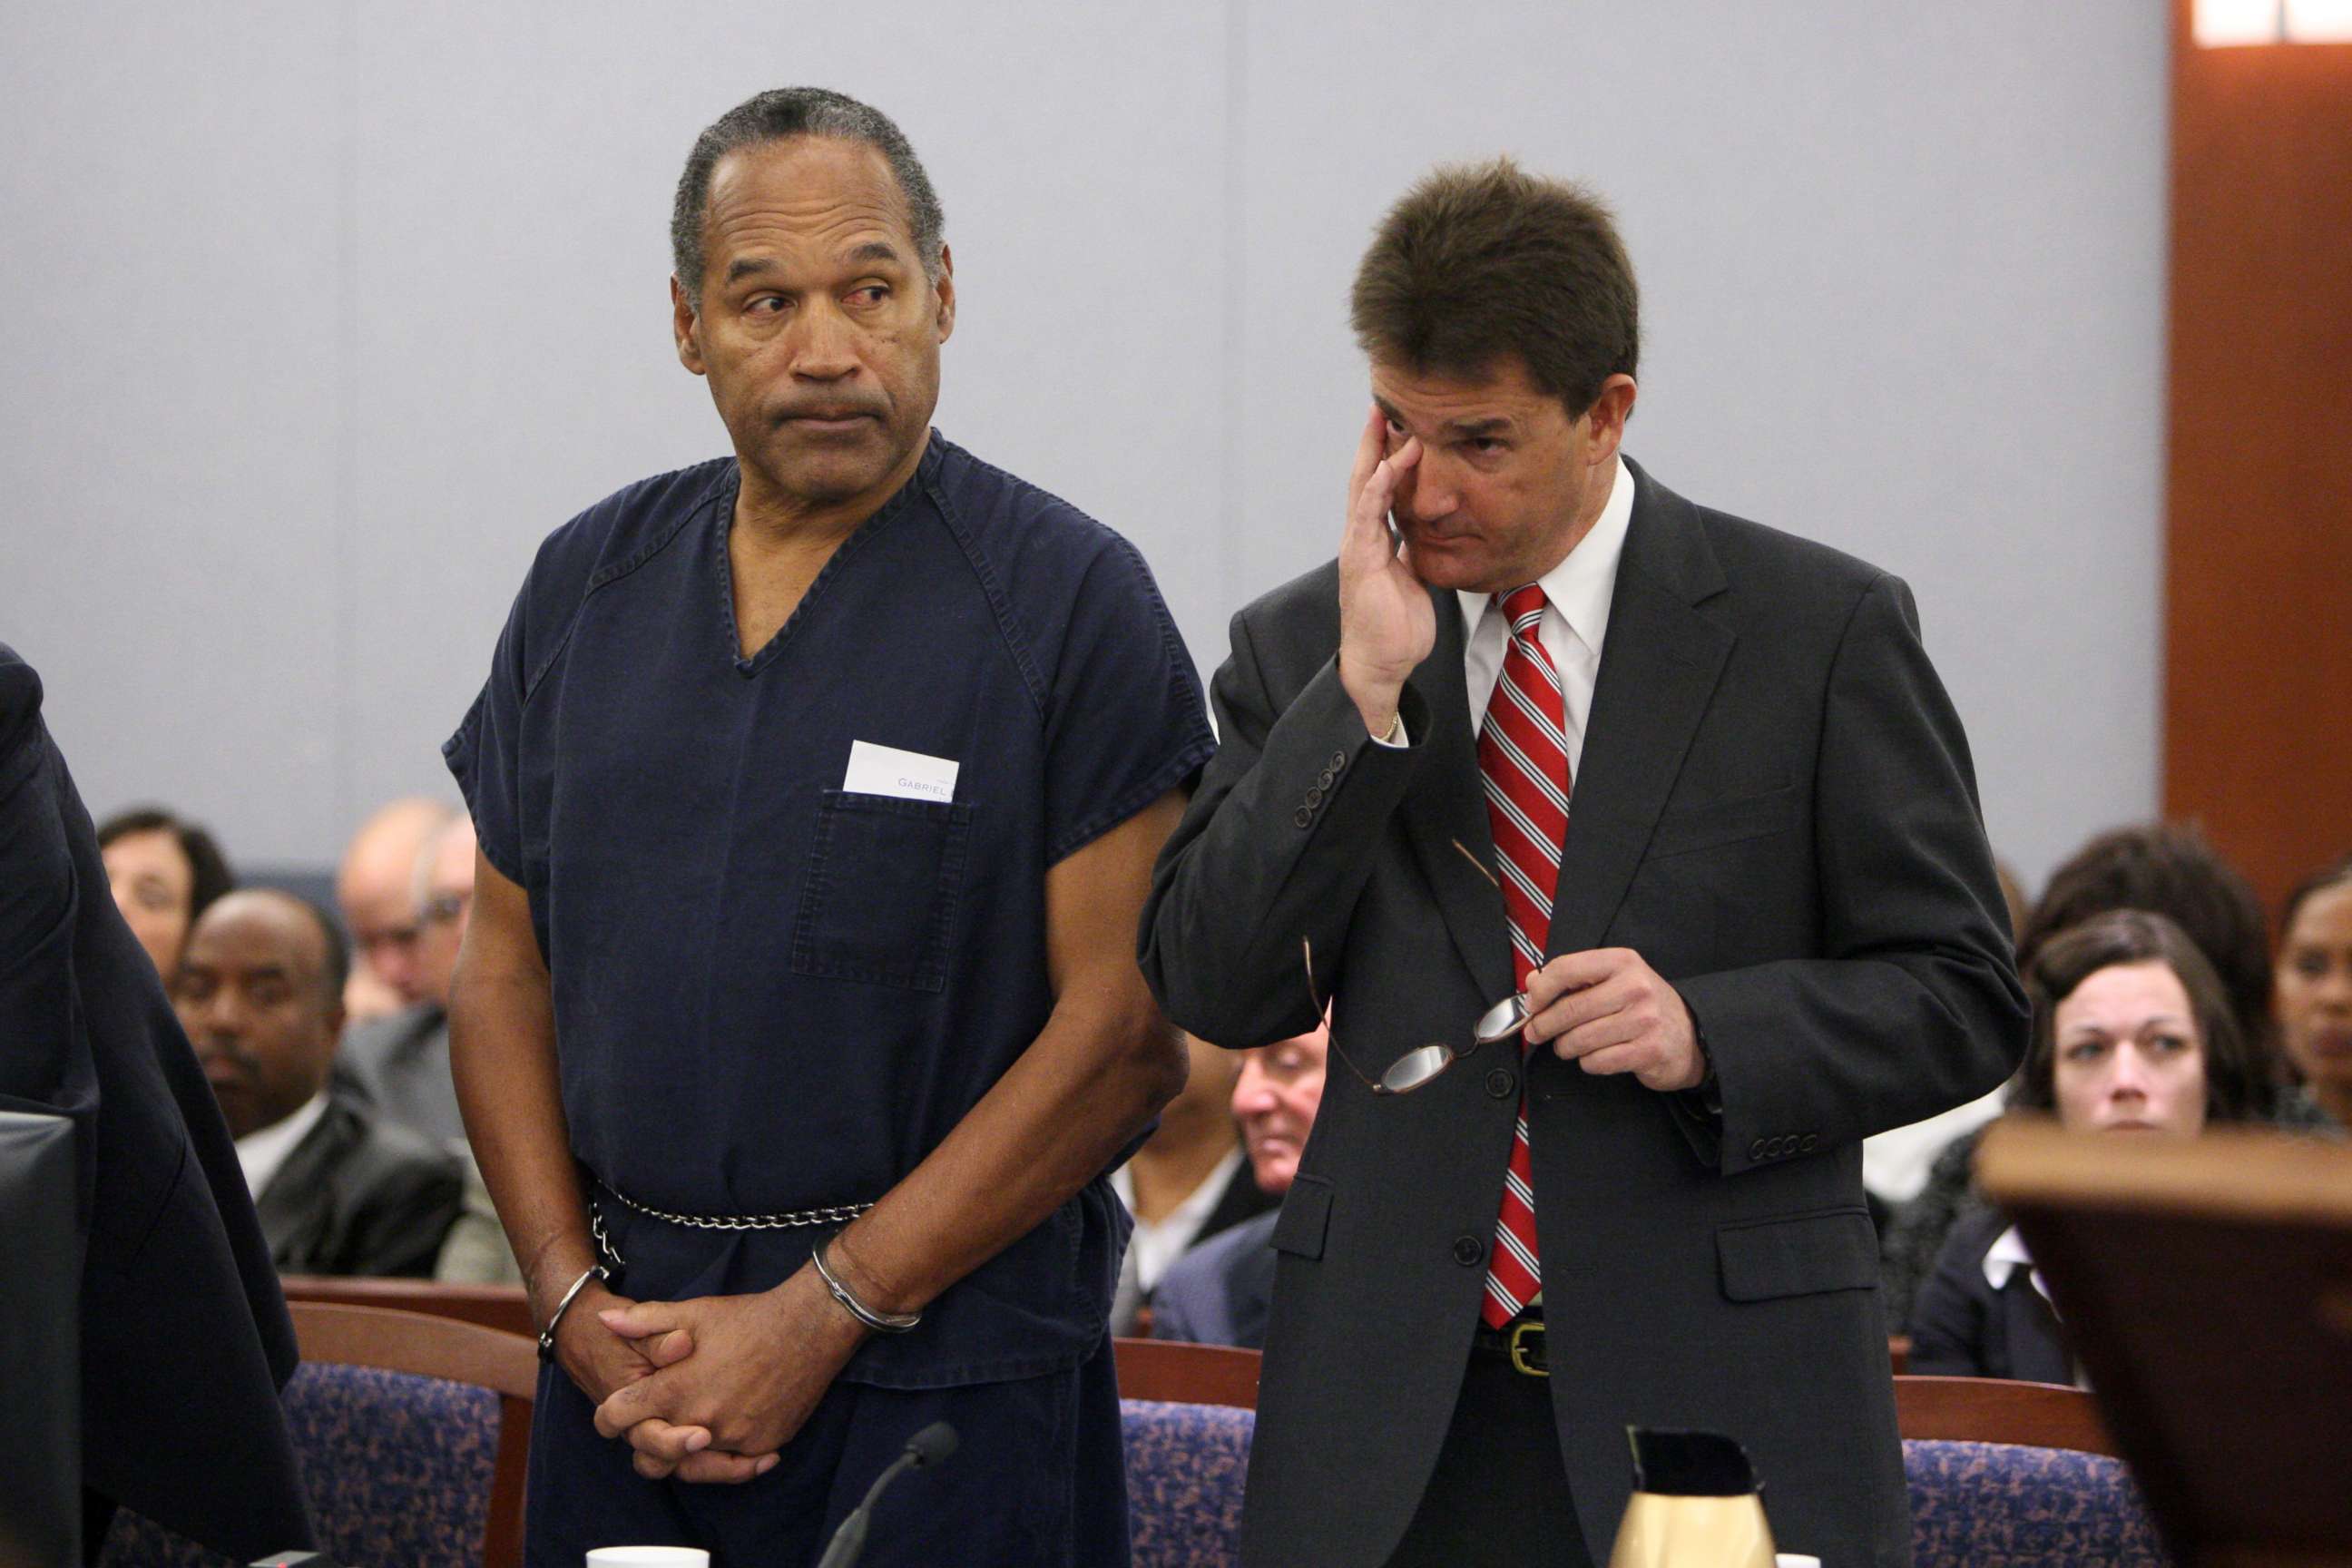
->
[1476,583,1570,1328]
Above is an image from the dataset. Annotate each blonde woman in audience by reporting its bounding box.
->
[2275,854,2352,1131]
[1907,910,2263,1381]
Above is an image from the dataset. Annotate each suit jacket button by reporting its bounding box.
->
[1453,1234,1487,1268]
[1317,769,1335,789]
[1329,750,1348,771]
[1305,787,1324,808]
[1748,1138,1768,1161]
[1485,1067,1516,1099]
[1799,1133,1818,1153]
[1293,808,1314,829]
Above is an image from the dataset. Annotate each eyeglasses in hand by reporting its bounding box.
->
[1297,838,1543,1096]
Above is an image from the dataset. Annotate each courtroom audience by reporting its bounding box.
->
[172,887,462,1277]
[1152,1014,1329,1349]
[1879,820,2293,1326]
[96,805,234,981]
[1111,1032,1276,1333]
[2274,854,2352,1132]
[1907,909,2262,1381]
[333,796,457,1024]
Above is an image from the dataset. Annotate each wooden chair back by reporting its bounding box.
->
[281,1273,534,1339]
[289,1299,538,1568]
[1113,1337,1262,1410]
[1894,1374,2120,1457]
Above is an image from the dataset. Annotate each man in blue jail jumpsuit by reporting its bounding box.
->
[443,89,1214,1566]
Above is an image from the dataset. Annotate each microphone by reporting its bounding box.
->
[813,1420,960,1568]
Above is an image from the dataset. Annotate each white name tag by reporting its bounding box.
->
[843,740,960,804]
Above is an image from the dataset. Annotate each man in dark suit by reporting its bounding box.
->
[1141,161,2026,1567]
[173,889,464,1277]
[0,644,313,1560]
[1154,1016,1330,1348]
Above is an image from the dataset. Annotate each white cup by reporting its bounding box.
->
[585,1550,710,1568]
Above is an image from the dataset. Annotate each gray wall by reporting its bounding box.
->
[1,1,2166,887]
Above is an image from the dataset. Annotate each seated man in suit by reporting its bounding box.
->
[333,796,456,1024]
[340,811,474,1150]
[172,888,463,1277]
[1110,1031,1276,1333]
[1153,1014,1329,1348]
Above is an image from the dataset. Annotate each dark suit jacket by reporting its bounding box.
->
[1905,1207,2073,1385]
[1141,461,2027,1568]
[0,645,313,1557]
[255,1089,464,1278]
[1152,1207,1279,1349]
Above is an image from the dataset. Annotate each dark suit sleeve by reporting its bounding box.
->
[1676,574,2026,1173]
[0,659,90,1169]
[1905,1218,1996,1377]
[1152,1277,1205,1345]
[1142,610,1430,1049]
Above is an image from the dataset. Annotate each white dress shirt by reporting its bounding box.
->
[1457,454,1632,766]
[1112,1146,1247,1293]
[1377,455,1633,761]
[234,1089,329,1199]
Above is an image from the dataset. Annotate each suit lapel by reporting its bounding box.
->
[1401,588,1517,1006]
[252,1098,350,1266]
[1999,1276,2075,1385]
[1547,464,1734,956]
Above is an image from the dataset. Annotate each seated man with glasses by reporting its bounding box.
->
[339,813,476,1151]
[334,797,454,1024]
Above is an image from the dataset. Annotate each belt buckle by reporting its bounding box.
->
[1507,1318,1549,1378]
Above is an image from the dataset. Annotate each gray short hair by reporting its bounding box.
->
[671,87,946,311]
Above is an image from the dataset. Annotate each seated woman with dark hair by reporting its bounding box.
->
[1907,908,2263,1382]
[2274,853,2352,1132]
[96,805,235,980]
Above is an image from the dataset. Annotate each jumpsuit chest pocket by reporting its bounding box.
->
[792,789,975,994]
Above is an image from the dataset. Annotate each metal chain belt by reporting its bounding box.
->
[597,1181,875,1235]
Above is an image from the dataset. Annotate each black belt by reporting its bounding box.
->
[1470,1314,1548,1377]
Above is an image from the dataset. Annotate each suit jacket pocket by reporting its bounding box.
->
[1271,1174,1334,1260]
[1716,1207,1877,1302]
[1647,784,1796,860]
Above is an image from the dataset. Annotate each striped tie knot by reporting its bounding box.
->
[1497,583,1547,635]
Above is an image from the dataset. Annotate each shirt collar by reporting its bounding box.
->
[235,1089,330,1198]
[1455,453,1634,659]
[1982,1223,2034,1286]
[1982,1223,2056,1310]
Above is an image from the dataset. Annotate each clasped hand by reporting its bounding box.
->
[1519,947,1706,1093]
[565,1263,867,1484]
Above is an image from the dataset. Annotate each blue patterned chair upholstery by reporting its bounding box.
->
[102,1359,505,1568]
[1906,1438,2170,1568]
[102,1298,534,1568]
[1123,1397,1253,1568]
